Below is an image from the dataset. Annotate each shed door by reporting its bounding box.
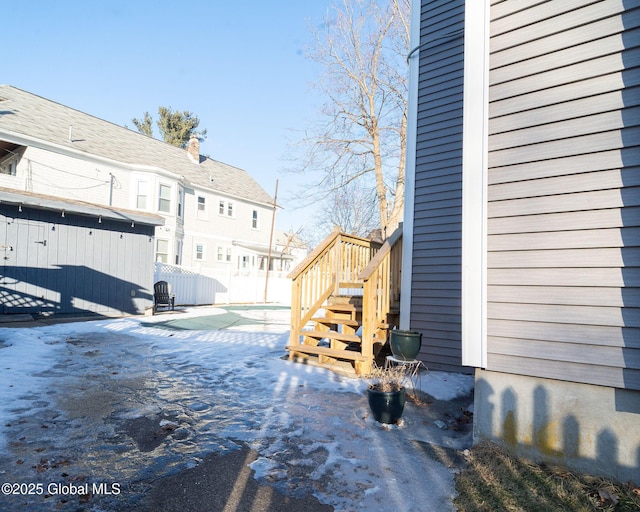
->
[0,217,54,314]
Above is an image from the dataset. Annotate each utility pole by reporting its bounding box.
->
[264,179,278,303]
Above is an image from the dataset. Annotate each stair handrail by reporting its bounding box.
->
[359,223,404,374]
[288,228,380,353]
[359,223,403,282]
[287,227,341,281]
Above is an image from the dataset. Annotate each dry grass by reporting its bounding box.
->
[367,361,421,392]
[454,441,640,512]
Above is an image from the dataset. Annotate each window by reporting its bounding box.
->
[158,184,171,213]
[175,240,183,265]
[197,196,206,218]
[217,246,232,263]
[177,187,184,218]
[195,243,205,261]
[136,181,149,209]
[156,239,169,263]
[0,157,17,176]
[218,199,234,217]
[252,210,258,229]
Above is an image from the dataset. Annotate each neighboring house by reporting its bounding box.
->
[273,230,308,274]
[234,229,308,276]
[0,85,276,285]
[0,187,163,316]
[402,0,639,482]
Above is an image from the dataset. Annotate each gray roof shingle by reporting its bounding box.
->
[0,85,273,206]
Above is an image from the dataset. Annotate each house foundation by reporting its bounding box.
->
[473,369,640,484]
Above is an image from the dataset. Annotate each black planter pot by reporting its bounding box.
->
[390,330,422,361]
[367,387,406,424]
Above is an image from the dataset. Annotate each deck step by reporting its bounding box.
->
[300,330,361,343]
[323,303,361,313]
[286,345,367,361]
[312,317,360,328]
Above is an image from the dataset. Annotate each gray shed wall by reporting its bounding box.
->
[0,204,156,316]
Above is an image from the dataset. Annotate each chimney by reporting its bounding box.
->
[187,135,200,163]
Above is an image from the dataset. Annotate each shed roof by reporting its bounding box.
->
[0,85,273,206]
[0,186,164,226]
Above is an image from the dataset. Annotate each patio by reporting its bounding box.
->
[0,306,474,511]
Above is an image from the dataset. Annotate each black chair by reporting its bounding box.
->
[153,280,175,314]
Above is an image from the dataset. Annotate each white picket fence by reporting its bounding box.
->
[153,263,292,306]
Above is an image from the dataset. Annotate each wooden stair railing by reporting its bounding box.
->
[287,225,402,376]
[359,225,403,374]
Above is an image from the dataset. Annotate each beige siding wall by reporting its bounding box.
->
[487,0,640,389]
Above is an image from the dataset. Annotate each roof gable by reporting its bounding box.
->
[0,85,273,205]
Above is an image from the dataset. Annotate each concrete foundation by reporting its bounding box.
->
[474,369,640,484]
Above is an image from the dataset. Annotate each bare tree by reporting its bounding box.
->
[312,180,379,240]
[296,0,409,239]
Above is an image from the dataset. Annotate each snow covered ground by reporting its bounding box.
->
[0,306,474,511]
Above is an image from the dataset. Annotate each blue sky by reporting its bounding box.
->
[6,0,337,233]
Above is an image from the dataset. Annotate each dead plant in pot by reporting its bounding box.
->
[366,362,420,424]
[367,362,416,392]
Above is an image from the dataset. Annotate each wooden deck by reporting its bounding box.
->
[287,226,403,375]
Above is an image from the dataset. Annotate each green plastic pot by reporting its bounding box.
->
[367,387,406,424]
[390,330,422,361]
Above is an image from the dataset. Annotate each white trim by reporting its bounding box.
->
[400,0,422,329]
[461,0,489,368]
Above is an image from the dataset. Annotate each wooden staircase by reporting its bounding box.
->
[287,226,403,376]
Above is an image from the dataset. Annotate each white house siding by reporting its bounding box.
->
[3,147,128,206]
[410,0,467,372]
[181,189,274,271]
[486,0,640,390]
[0,85,277,290]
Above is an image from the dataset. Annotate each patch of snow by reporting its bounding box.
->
[0,307,473,511]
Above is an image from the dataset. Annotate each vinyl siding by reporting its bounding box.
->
[411,0,467,372]
[486,0,640,389]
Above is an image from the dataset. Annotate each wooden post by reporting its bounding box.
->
[264,180,278,303]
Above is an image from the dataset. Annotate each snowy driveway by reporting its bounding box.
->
[0,306,474,511]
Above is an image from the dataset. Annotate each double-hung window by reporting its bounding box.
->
[218,199,234,217]
[197,196,207,218]
[177,187,184,218]
[156,239,169,263]
[195,243,205,261]
[136,181,149,209]
[158,184,171,213]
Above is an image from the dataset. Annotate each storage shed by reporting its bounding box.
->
[0,187,163,317]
